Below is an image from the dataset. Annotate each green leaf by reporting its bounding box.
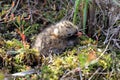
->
[73,0,81,24]
[78,53,87,67]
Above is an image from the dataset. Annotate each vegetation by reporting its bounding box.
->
[0,0,120,80]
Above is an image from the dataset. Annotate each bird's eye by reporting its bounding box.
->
[74,31,78,34]
[67,33,72,36]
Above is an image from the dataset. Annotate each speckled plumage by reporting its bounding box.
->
[33,20,79,56]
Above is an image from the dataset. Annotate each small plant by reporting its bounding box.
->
[13,15,39,48]
[73,0,89,32]
[13,15,29,48]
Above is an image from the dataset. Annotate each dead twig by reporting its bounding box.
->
[88,67,101,80]
[60,67,82,80]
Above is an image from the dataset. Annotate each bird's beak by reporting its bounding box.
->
[75,31,83,37]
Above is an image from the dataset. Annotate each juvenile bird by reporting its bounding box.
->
[33,20,82,56]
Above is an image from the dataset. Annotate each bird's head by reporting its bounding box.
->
[53,20,82,38]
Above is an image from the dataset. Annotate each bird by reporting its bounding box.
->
[33,20,82,56]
